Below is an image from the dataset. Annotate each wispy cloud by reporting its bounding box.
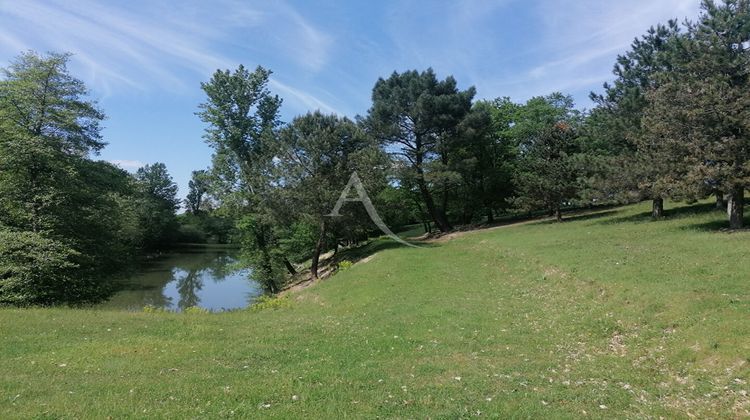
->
[506,0,702,103]
[0,0,335,113]
[108,159,145,171]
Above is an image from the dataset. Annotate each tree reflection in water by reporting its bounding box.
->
[98,247,262,312]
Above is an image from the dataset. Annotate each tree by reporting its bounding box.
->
[590,22,684,218]
[134,163,179,249]
[185,169,210,214]
[0,51,137,304]
[451,99,515,224]
[197,65,293,290]
[511,94,583,222]
[643,0,750,228]
[367,69,475,232]
[274,111,386,279]
[0,52,106,233]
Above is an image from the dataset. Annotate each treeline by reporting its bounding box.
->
[1,0,748,304]
[191,0,748,292]
[0,53,187,305]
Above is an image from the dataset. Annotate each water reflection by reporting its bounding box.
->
[99,247,263,312]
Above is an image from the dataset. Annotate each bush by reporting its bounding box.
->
[249,295,290,311]
[0,230,111,305]
[336,260,354,272]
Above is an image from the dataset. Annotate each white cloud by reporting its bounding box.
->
[108,159,145,171]
[472,0,702,105]
[0,0,334,113]
[270,78,337,115]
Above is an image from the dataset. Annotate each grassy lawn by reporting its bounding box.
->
[1,201,749,418]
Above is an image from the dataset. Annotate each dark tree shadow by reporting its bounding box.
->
[534,209,620,225]
[597,201,749,233]
[680,214,750,233]
[335,236,438,265]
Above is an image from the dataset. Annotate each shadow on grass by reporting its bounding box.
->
[533,209,621,226]
[598,201,750,233]
[335,236,438,265]
[680,214,750,233]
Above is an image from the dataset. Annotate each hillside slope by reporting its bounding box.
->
[1,201,749,418]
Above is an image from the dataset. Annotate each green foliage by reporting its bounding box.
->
[587,21,684,209]
[248,294,290,311]
[183,306,210,314]
[236,215,288,293]
[133,163,180,249]
[367,68,475,232]
[510,94,585,220]
[0,52,140,305]
[641,0,750,228]
[198,65,289,290]
[273,111,388,277]
[336,260,353,272]
[0,229,111,305]
[185,170,210,214]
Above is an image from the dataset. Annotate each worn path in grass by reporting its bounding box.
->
[1,201,749,418]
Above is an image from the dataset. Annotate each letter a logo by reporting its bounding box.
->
[327,172,421,248]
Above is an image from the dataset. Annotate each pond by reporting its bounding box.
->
[98,246,264,312]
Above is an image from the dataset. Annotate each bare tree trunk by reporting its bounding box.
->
[728,186,744,229]
[415,147,451,233]
[652,197,664,219]
[715,190,726,210]
[310,221,326,279]
[416,172,451,232]
[554,205,563,222]
[283,258,297,276]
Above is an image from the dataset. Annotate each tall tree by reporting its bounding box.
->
[197,65,292,291]
[590,22,684,218]
[643,0,750,228]
[0,51,134,304]
[185,169,210,214]
[275,112,386,279]
[511,94,584,222]
[134,163,179,249]
[451,99,515,224]
[367,69,475,232]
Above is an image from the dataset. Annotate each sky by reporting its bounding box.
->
[0,0,703,201]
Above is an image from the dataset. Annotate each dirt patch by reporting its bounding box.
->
[609,332,627,356]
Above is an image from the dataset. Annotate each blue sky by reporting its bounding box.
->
[0,0,701,200]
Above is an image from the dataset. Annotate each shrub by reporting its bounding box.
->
[184,306,210,314]
[0,230,110,305]
[337,260,354,272]
[249,295,290,311]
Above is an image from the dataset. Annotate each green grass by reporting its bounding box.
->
[1,201,749,418]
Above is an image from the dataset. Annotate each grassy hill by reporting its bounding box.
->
[1,201,749,418]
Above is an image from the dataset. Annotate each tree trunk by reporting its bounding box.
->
[554,205,563,222]
[652,197,664,219]
[715,190,726,210]
[415,172,451,232]
[310,221,326,279]
[728,186,744,229]
[252,227,278,293]
[486,207,494,224]
[414,146,451,233]
[283,257,297,276]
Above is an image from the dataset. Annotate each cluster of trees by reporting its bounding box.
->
[192,66,593,292]
[192,0,748,293]
[1,0,747,304]
[0,53,181,305]
[589,0,750,227]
